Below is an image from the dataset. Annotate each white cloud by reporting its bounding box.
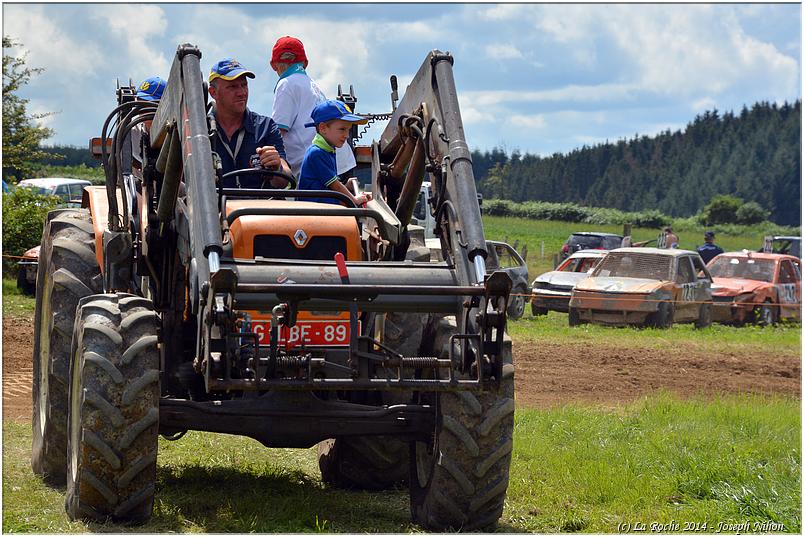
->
[509,114,547,129]
[692,97,717,112]
[478,4,526,21]
[3,5,101,77]
[484,44,523,61]
[463,83,635,107]
[91,5,170,80]
[458,104,495,125]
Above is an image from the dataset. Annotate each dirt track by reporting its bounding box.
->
[3,314,800,421]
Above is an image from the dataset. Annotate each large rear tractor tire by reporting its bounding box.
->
[32,209,102,485]
[316,310,419,490]
[66,294,160,523]
[410,317,515,531]
[316,247,430,490]
[318,436,409,490]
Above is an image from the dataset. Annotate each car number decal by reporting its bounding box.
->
[680,283,696,302]
[777,283,797,304]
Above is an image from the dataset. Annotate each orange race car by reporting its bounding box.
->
[569,247,713,328]
[708,251,801,325]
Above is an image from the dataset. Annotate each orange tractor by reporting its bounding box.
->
[32,44,514,530]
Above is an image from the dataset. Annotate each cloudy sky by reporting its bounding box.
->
[3,3,801,156]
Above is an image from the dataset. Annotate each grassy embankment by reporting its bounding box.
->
[3,394,799,533]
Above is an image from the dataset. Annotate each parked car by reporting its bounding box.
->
[531,250,606,315]
[17,177,90,205]
[568,247,712,328]
[560,231,624,262]
[485,240,529,319]
[708,252,801,325]
[14,178,91,295]
[761,235,801,259]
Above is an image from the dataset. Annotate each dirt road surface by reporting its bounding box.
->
[3,315,800,421]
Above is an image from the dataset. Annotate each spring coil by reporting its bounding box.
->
[393,356,444,368]
[272,355,309,370]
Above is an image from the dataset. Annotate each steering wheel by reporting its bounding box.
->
[221,168,297,190]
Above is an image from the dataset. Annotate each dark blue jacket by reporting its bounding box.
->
[697,242,724,264]
[210,108,287,188]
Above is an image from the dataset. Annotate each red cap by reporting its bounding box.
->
[271,36,307,64]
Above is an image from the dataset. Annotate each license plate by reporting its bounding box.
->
[249,319,358,349]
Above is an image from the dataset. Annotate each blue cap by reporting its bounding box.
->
[136,76,165,101]
[304,99,367,128]
[209,58,255,83]
[705,230,715,239]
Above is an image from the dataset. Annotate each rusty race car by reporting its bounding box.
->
[708,251,801,325]
[568,247,712,328]
[531,250,606,315]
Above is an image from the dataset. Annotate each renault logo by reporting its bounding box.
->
[294,229,308,246]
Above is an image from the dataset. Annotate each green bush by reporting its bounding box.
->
[700,195,744,225]
[2,187,60,274]
[482,199,671,228]
[735,201,770,225]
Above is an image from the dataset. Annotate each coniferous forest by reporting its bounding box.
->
[470,101,801,226]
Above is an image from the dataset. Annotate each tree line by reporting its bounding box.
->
[470,101,801,226]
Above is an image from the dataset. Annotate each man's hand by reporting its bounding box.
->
[256,146,281,170]
[355,192,373,207]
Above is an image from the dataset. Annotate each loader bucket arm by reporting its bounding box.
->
[151,44,224,290]
[378,51,488,288]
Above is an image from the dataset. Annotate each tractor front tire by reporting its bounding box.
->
[32,209,102,485]
[410,317,515,531]
[65,294,160,523]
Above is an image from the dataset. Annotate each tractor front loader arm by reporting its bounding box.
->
[377,51,488,287]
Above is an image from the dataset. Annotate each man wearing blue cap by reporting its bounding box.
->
[208,57,290,188]
[298,100,371,206]
[697,231,723,264]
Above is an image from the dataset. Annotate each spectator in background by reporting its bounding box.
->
[269,36,356,178]
[697,230,724,264]
[664,226,679,248]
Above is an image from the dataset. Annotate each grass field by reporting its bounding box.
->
[509,310,802,355]
[3,394,799,533]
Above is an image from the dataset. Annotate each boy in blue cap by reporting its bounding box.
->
[299,100,371,205]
